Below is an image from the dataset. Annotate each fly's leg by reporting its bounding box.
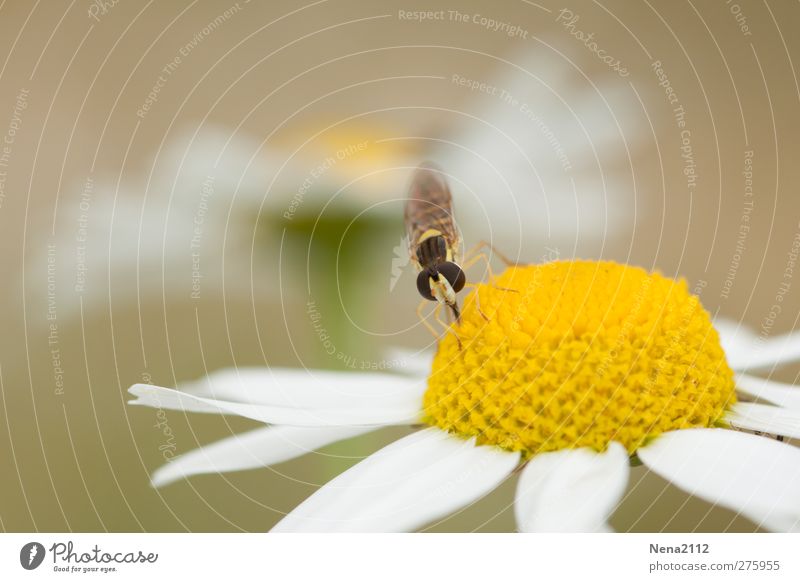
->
[416,299,441,340]
[461,251,520,294]
[462,283,489,322]
[464,240,520,268]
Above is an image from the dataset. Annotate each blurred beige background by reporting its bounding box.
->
[0,0,799,532]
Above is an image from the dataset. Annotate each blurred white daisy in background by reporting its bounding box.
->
[31,43,644,318]
[432,46,643,256]
[129,261,800,532]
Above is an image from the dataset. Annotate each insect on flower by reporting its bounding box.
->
[404,162,515,341]
[404,162,467,334]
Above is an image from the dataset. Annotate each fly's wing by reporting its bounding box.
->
[404,162,460,263]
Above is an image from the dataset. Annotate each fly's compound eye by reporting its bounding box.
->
[438,262,466,293]
[416,270,436,301]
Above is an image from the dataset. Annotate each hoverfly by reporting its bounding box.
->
[405,162,466,332]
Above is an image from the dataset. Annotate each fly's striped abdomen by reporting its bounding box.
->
[405,162,466,328]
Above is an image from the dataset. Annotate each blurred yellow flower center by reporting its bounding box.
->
[422,261,736,457]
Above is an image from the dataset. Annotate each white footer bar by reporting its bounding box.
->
[1,533,797,581]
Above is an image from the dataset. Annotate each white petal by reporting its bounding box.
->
[382,348,434,377]
[128,383,421,426]
[271,428,519,532]
[183,367,427,410]
[736,374,800,410]
[714,318,758,365]
[726,331,800,372]
[726,403,800,439]
[514,443,629,532]
[638,428,800,532]
[151,425,374,488]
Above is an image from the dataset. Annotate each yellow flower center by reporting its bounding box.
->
[423,261,736,457]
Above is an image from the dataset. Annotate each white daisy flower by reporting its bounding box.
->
[129,260,800,532]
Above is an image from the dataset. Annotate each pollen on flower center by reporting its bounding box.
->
[422,261,736,457]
